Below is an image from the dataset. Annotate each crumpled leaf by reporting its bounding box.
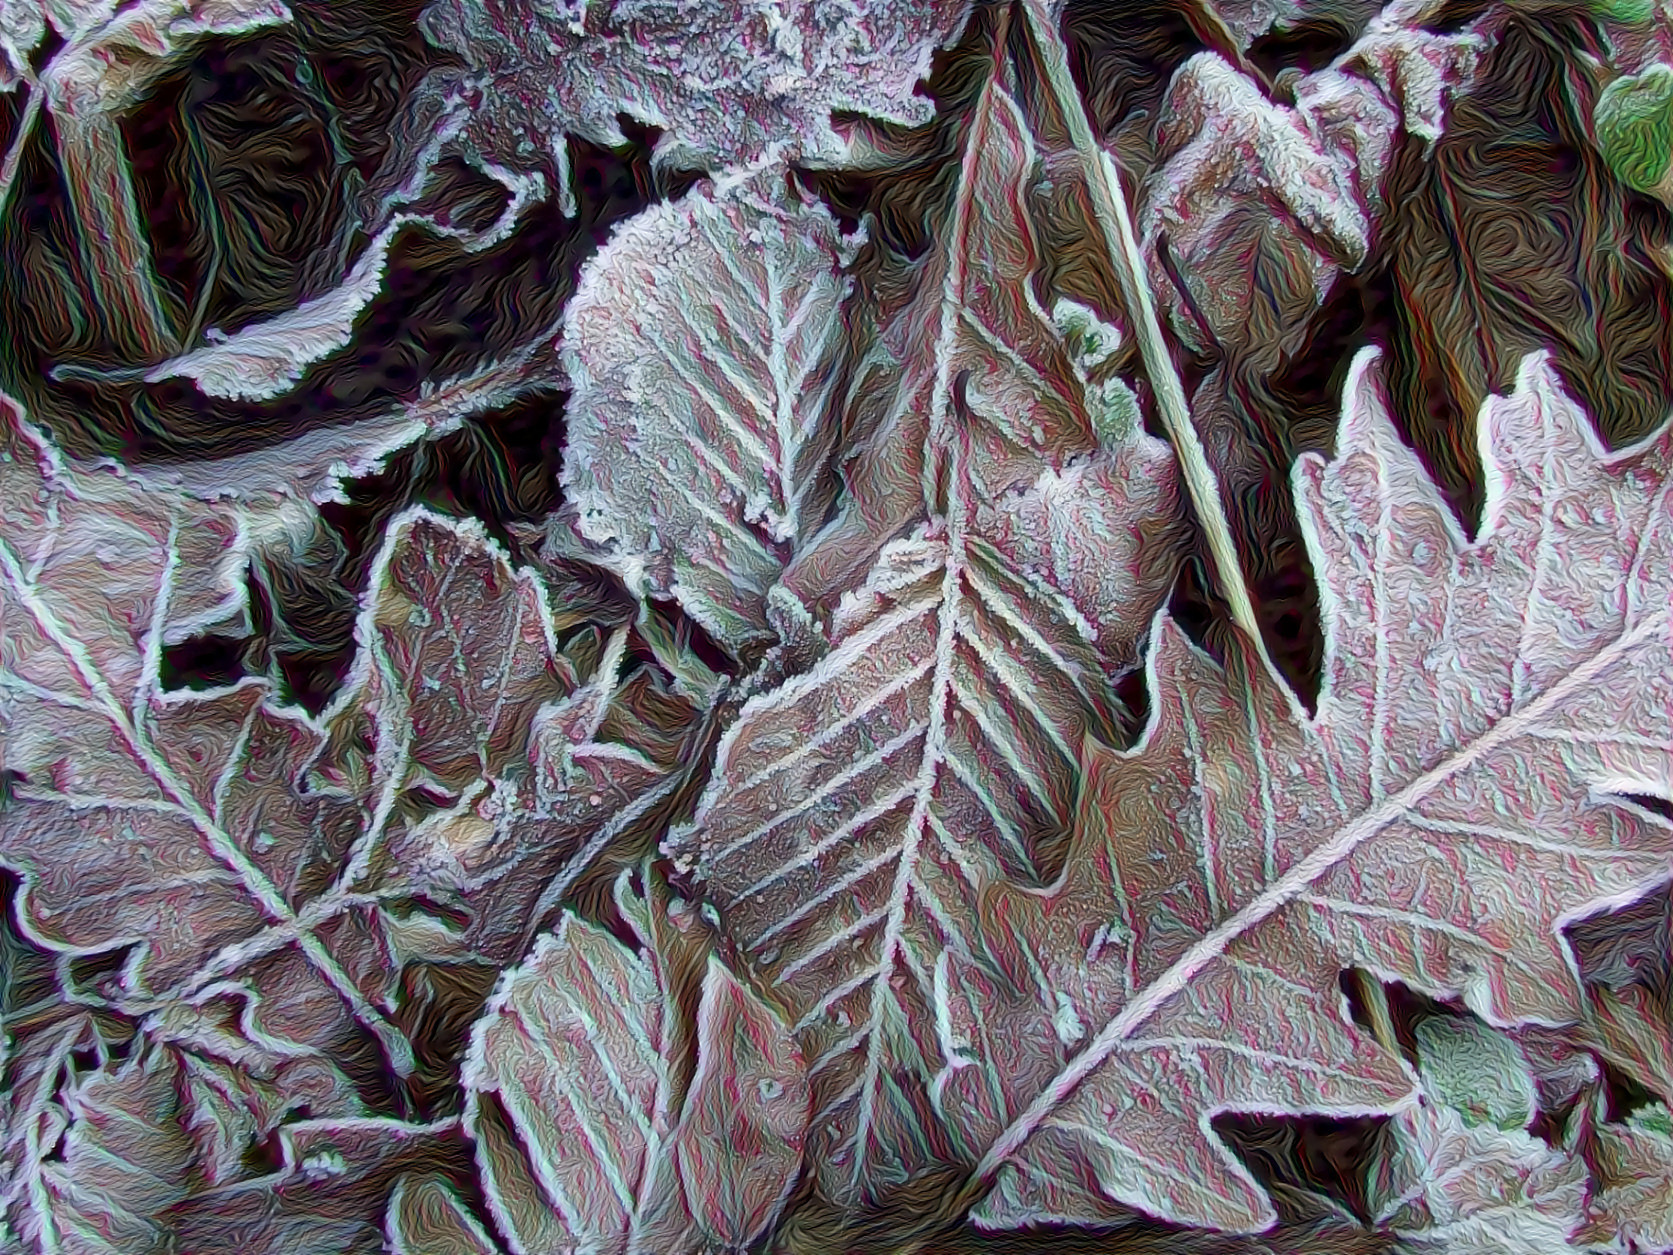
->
[386,1174,503,1255]
[1587,1103,1673,1254]
[406,0,970,219]
[560,164,858,653]
[674,956,809,1249]
[1380,1101,1588,1255]
[0,392,680,1074]
[668,78,1183,1206]
[973,349,1673,1233]
[463,872,804,1255]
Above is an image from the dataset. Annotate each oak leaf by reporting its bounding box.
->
[971,349,1673,1232]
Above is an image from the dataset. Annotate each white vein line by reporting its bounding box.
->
[910,866,978,963]
[509,1011,639,1216]
[779,907,891,982]
[1242,679,1280,882]
[648,320,776,467]
[948,673,1058,814]
[1371,444,1390,803]
[941,746,1032,872]
[10,785,185,816]
[562,960,658,1145]
[644,457,777,565]
[209,697,263,824]
[1177,670,1220,922]
[957,308,1055,448]
[0,673,101,712]
[1626,465,1673,623]
[1126,1036,1380,1078]
[966,536,1097,654]
[724,636,935,797]
[498,1083,609,1234]
[764,243,801,540]
[1524,727,1671,749]
[0,534,414,1075]
[1512,395,1558,708]
[953,620,1079,776]
[709,726,925,867]
[926,808,985,891]
[1224,956,1324,1003]
[750,843,902,945]
[1294,893,1514,960]
[961,562,1088,704]
[1047,1118,1234,1211]
[973,607,1667,1181]
[793,971,875,1035]
[809,1071,865,1121]
[1408,813,1654,862]
[133,513,180,719]
[676,420,754,502]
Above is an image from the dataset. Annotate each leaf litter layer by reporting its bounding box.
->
[3,0,1673,1252]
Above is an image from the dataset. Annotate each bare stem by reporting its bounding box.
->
[1018,0,1267,658]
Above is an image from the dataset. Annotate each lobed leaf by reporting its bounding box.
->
[973,349,1673,1232]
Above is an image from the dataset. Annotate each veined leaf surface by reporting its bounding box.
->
[972,350,1673,1232]
[667,79,1183,1204]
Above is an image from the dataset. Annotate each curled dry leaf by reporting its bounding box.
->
[668,79,1184,1207]
[561,165,858,654]
[4,1029,359,1255]
[972,350,1673,1232]
[463,871,806,1255]
[406,0,970,218]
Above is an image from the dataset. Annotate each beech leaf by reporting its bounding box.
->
[668,79,1183,1206]
[972,349,1673,1233]
[560,165,858,652]
[675,955,810,1249]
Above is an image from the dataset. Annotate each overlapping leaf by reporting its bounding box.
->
[971,350,1673,1232]
[0,393,690,1078]
[406,0,970,219]
[462,872,807,1255]
[667,79,1184,1205]
[560,166,858,653]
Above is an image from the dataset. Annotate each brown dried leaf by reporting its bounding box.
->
[668,80,1183,1207]
[560,166,858,653]
[972,350,1673,1232]
[675,956,809,1249]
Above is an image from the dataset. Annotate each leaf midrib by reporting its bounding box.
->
[973,604,1667,1180]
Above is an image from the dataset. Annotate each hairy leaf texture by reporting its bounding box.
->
[971,350,1673,1232]
[462,872,807,1255]
[0,395,684,1077]
[667,80,1183,1206]
[407,0,970,219]
[560,166,858,654]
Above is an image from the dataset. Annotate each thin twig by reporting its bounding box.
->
[1018,0,1268,659]
[0,80,44,225]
